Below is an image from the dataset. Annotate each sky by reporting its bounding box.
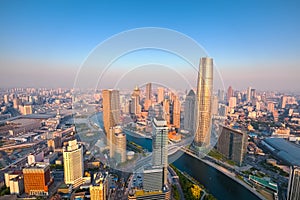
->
[0,0,300,92]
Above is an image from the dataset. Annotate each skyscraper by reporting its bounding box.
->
[172,95,181,129]
[281,95,288,109]
[157,87,164,103]
[217,126,248,166]
[227,86,233,103]
[102,89,120,140]
[287,166,300,200]
[195,57,213,147]
[63,140,84,187]
[162,99,170,124]
[146,83,152,101]
[144,83,152,111]
[228,97,237,109]
[114,132,127,164]
[184,90,196,134]
[130,86,141,115]
[152,117,168,185]
[246,87,252,102]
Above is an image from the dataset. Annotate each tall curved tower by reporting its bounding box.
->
[194,57,213,147]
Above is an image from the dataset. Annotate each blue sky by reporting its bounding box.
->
[0,0,300,91]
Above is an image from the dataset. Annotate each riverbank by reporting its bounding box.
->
[181,148,265,200]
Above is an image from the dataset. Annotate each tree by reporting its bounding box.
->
[191,184,201,199]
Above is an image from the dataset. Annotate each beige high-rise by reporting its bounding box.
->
[63,140,84,186]
[172,94,181,129]
[102,90,120,141]
[195,57,213,147]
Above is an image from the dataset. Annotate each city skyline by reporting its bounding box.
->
[1,1,300,91]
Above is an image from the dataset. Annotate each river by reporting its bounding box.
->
[91,112,261,200]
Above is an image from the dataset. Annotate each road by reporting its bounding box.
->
[168,166,184,200]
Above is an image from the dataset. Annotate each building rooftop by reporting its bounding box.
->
[263,138,300,166]
[153,117,167,127]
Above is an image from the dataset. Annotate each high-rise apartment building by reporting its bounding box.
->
[172,95,181,129]
[184,90,196,134]
[162,99,170,125]
[217,126,248,166]
[195,57,213,147]
[228,97,237,109]
[144,83,152,111]
[227,86,233,103]
[102,89,120,140]
[287,166,300,200]
[23,104,33,115]
[267,102,275,113]
[246,87,252,102]
[281,96,288,109]
[63,140,84,187]
[130,86,141,115]
[157,87,164,103]
[146,83,152,101]
[23,162,51,196]
[211,95,219,116]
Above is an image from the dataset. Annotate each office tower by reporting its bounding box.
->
[287,166,300,200]
[211,95,219,116]
[281,96,288,109]
[143,167,163,191]
[172,95,181,129]
[157,87,164,103]
[102,89,120,140]
[162,99,170,124]
[246,87,252,102]
[184,90,196,134]
[152,117,168,185]
[227,86,233,102]
[267,102,275,113]
[195,57,213,147]
[217,126,248,166]
[90,183,106,200]
[23,163,51,196]
[130,86,141,115]
[228,97,237,109]
[63,140,84,186]
[23,104,32,115]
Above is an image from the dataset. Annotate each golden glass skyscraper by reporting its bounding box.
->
[195,57,213,147]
